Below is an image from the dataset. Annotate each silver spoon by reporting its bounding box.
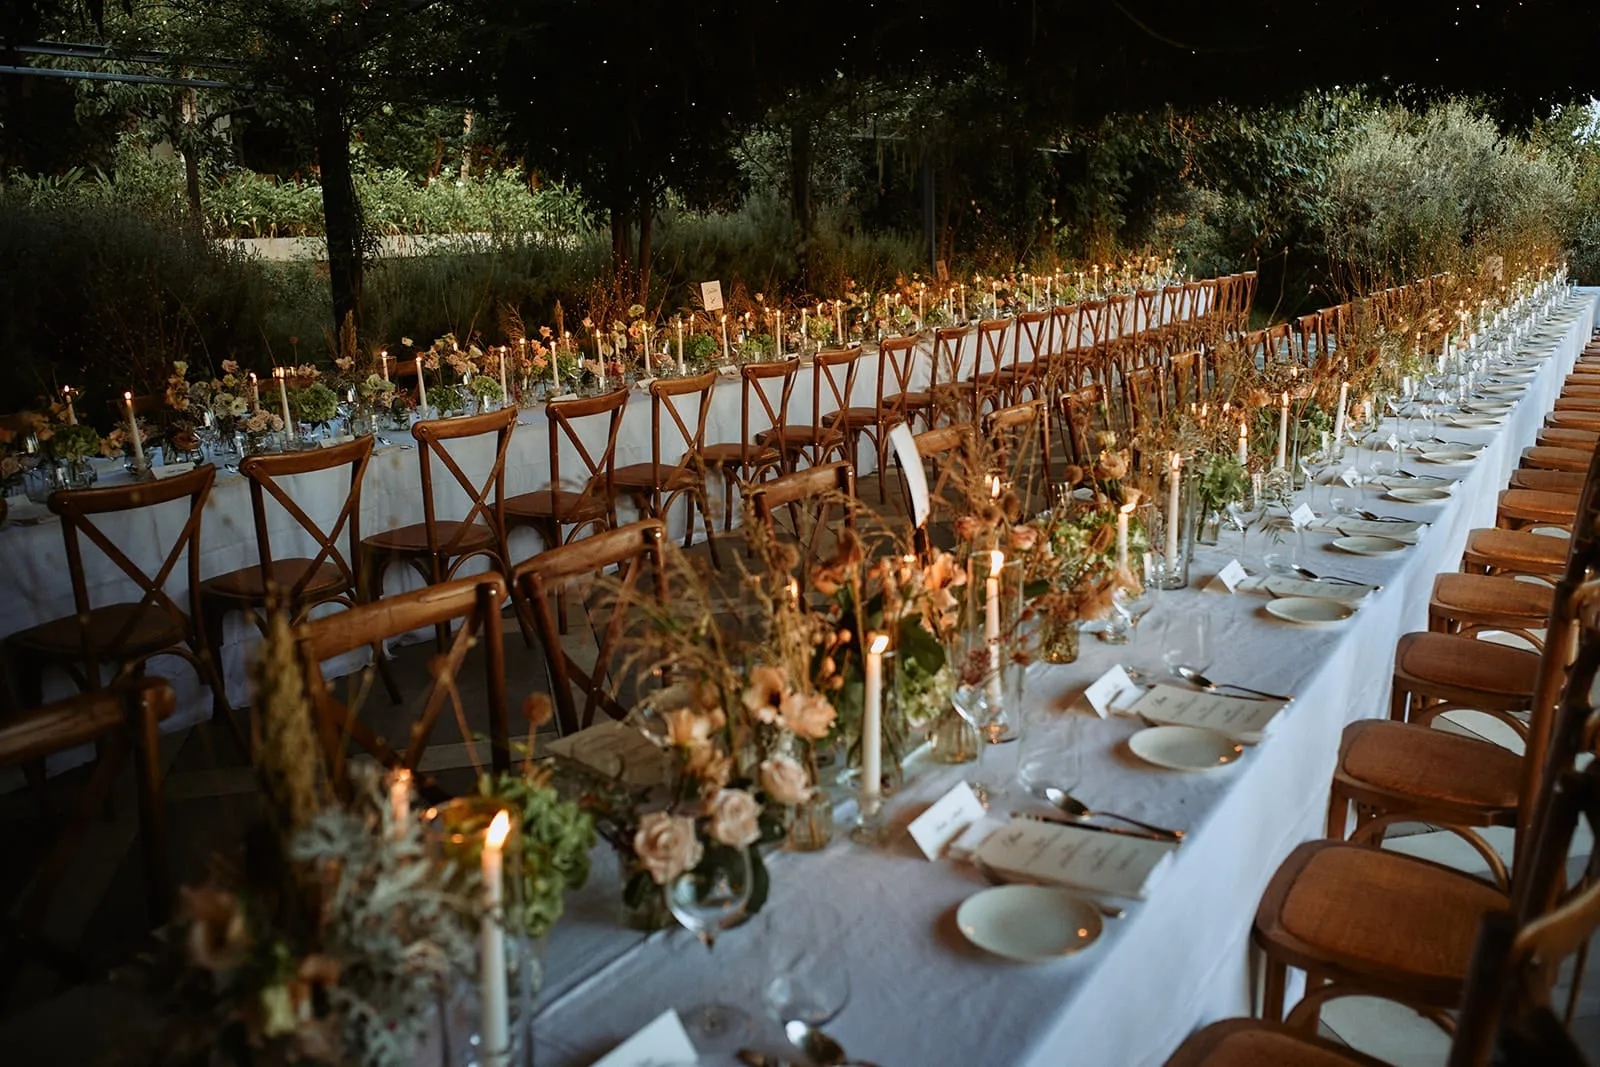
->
[1032,784,1184,842]
[1174,665,1293,703]
[785,1020,856,1067]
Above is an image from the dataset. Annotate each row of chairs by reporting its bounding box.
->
[1166,324,1600,1064]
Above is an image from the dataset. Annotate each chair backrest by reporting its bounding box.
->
[748,461,857,590]
[412,405,518,562]
[740,359,801,448]
[239,434,373,607]
[984,399,1051,485]
[49,464,215,683]
[1013,311,1050,369]
[1050,303,1081,356]
[512,519,668,736]
[1060,384,1102,468]
[1133,289,1161,338]
[908,423,975,533]
[811,346,863,431]
[877,336,920,417]
[646,371,717,486]
[297,575,509,794]
[1078,299,1109,350]
[974,318,1011,379]
[543,388,629,530]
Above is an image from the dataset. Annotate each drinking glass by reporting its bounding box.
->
[1225,473,1266,561]
[1160,611,1212,676]
[762,901,852,1029]
[950,624,1025,806]
[666,846,756,1047]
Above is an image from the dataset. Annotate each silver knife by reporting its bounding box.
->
[1011,810,1183,844]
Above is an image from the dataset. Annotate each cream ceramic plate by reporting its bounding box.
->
[1385,486,1454,503]
[1265,595,1358,625]
[1128,724,1244,771]
[1332,535,1409,556]
[1416,449,1479,464]
[1446,415,1502,428]
[1478,384,1524,396]
[1371,473,1451,490]
[1466,403,1514,415]
[956,885,1103,963]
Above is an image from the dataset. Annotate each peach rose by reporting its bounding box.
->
[709,789,762,848]
[663,708,716,748]
[633,811,703,885]
[741,665,789,724]
[1009,524,1039,552]
[779,691,837,741]
[760,754,815,806]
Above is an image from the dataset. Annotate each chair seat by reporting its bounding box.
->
[1536,428,1597,450]
[1336,718,1522,816]
[8,602,188,662]
[1499,488,1577,527]
[698,441,780,468]
[756,425,841,452]
[829,406,902,430]
[884,390,933,410]
[1394,630,1541,707]
[1164,1018,1391,1067]
[611,462,702,493]
[199,558,347,604]
[363,520,496,555]
[503,490,607,525]
[1521,445,1592,473]
[1431,571,1554,626]
[1508,468,1587,493]
[1463,527,1569,578]
[1256,840,1509,1007]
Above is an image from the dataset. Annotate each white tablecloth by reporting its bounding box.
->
[526,291,1596,1067]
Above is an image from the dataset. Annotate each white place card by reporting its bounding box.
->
[699,279,724,312]
[1084,664,1143,718]
[1385,432,1401,452]
[317,434,356,448]
[889,421,930,527]
[549,392,579,402]
[975,818,1178,900]
[590,1008,698,1067]
[908,781,987,860]
[632,376,656,391]
[1126,684,1289,744]
[152,461,196,480]
[1214,559,1249,594]
[1290,502,1316,529]
[1339,467,1362,487]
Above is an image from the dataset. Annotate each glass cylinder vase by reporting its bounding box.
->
[1152,458,1199,590]
[1039,618,1082,664]
[786,793,834,852]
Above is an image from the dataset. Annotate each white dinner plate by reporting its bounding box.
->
[1370,473,1452,490]
[1384,486,1454,503]
[1415,449,1479,464]
[1446,415,1502,429]
[1128,725,1244,771]
[1466,402,1514,415]
[1331,535,1409,556]
[1264,595,1358,625]
[1478,384,1524,396]
[956,885,1103,963]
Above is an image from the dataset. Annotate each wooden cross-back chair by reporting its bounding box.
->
[1000,310,1051,404]
[5,465,222,715]
[748,461,857,593]
[513,518,669,737]
[984,399,1052,494]
[930,325,975,424]
[1168,350,1204,411]
[1058,384,1103,470]
[612,372,720,562]
[200,436,389,717]
[758,347,861,471]
[905,423,974,560]
[1237,270,1259,331]
[362,406,522,647]
[297,575,510,799]
[967,318,1013,416]
[0,677,175,993]
[833,336,917,505]
[881,335,937,433]
[699,359,796,530]
[505,387,626,551]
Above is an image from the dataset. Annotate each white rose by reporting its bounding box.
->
[633,811,703,885]
[709,789,762,848]
[760,755,814,807]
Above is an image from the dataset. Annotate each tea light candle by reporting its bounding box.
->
[862,633,889,807]
[125,391,146,470]
[985,550,1005,709]
[480,811,511,1067]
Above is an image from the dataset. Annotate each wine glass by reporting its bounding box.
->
[950,625,1025,806]
[762,900,852,1031]
[1104,551,1159,646]
[666,845,756,1048]
[1161,611,1212,677]
[1225,473,1266,561]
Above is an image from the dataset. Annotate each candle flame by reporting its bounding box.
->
[989,549,1005,577]
[1120,501,1136,515]
[869,632,890,655]
[124,390,133,402]
[486,810,511,850]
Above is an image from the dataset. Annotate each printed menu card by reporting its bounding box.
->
[975,819,1178,899]
[1125,684,1288,743]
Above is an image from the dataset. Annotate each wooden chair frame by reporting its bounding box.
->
[748,461,857,591]
[700,360,796,530]
[615,372,720,559]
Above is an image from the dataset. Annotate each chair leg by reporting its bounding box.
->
[1260,954,1288,1022]
[130,692,172,924]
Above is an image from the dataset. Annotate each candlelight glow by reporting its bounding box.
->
[486,810,511,850]
[989,549,1005,577]
[869,632,890,655]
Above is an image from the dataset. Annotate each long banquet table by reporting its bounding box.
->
[527,290,1598,1067]
[0,291,1204,742]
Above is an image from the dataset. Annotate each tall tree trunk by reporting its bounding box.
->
[636,195,654,303]
[179,87,203,225]
[790,121,814,288]
[313,85,362,336]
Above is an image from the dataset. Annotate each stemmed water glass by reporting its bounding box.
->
[666,846,756,1047]
[950,624,1026,806]
[1225,472,1266,561]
